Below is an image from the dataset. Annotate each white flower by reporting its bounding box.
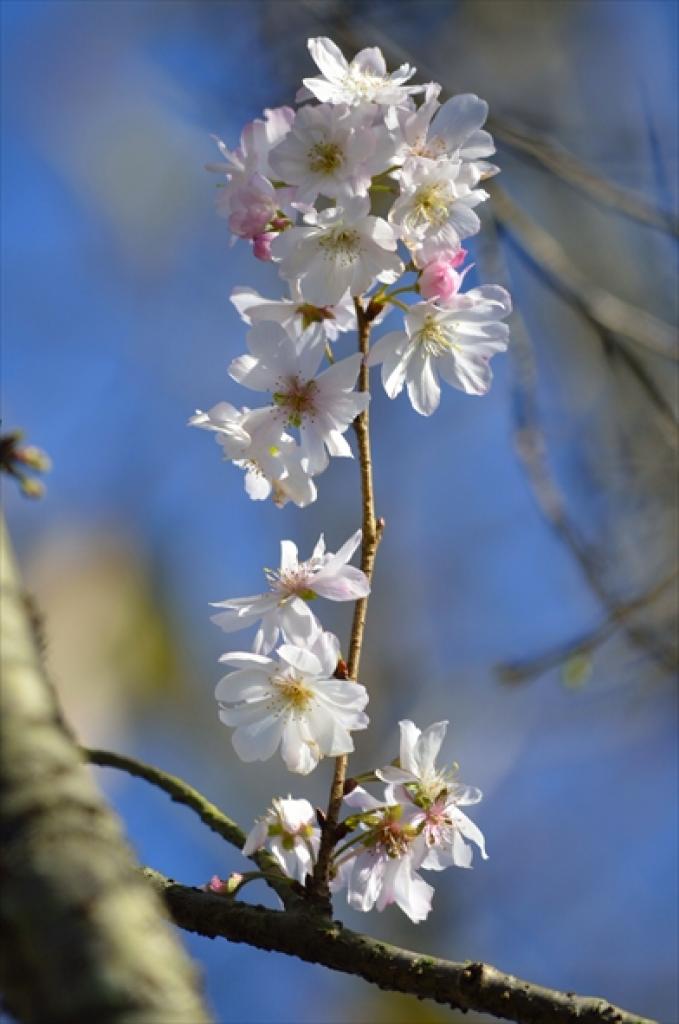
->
[216,629,369,774]
[389,84,498,181]
[389,158,489,252]
[229,320,370,474]
[269,103,395,204]
[207,106,294,207]
[272,197,402,307]
[189,402,317,508]
[302,37,423,108]
[377,720,488,871]
[242,796,321,883]
[230,282,356,342]
[366,289,511,415]
[211,529,368,654]
[332,787,433,923]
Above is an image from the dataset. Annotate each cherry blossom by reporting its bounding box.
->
[230,283,356,341]
[228,320,370,474]
[332,787,433,923]
[366,288,511,414]
[389,158,489,253]
[243,796,321,883]
[377,720,488,870]
[215,629,369,774]
[211,530,368,654]
[302,37,424,109]
[389,84,499,181]
[269,103,395,204]
[189,403,317,508]
[272,197,402,306]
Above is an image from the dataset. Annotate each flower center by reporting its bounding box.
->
[416,315,453,357]
[307,141,344,176]
[412,182,451,227]
[265,555,323,599]
[275,674,314,712]
[345,68,383,99]
[318,227,362,266]
[273,376,318,427]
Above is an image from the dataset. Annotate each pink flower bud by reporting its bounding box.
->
[252,231,276,261]
[419,259,463,303]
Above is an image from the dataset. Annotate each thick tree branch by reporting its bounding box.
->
[0,515,212,1024]
[146,868,655,1024]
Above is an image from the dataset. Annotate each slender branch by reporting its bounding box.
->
[478,214,679,677]
[491,185,677,361]
[83,747,301,909]
[146,868,656,1024]
[0,515,212,1024]
[310,297,384,906]
[498,568,678,683]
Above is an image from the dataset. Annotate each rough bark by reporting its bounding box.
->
[146,869,655,1024]
[0,515,212,1024]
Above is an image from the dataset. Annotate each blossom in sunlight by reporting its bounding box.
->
[226,174,279,240]
[332,787,434,923]
[388,84,498,181]
[269,103,396,205]
[207,106,294,205]
[366,288,511,415]
[189,403,317,508]
[230,283,356,341]
[243,796,321,883]
[377,719,488,870]
[228,321,369,474]
[389,158,489,254]
[272,197,402,307]
[211,530,368,654]
[302,36,423,108]
[216,629,369,774]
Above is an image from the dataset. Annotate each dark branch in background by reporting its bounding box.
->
[494,190,679,452]
[486,118,679,236]
[498,569,678,683]
[490,186,677,362]
[145,868,656,1024]
[482,214,678,677]
[0,516,212,1024]
[308,6,679,238]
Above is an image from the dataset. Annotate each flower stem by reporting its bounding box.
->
[309,297,384,909]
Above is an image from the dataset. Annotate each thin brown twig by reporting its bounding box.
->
[309,298,384,907]
[84,747,301,908]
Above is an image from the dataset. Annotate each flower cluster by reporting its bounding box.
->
[193,36,503,922]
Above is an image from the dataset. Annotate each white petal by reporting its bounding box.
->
[308,36,349,83]
[232,714,284,762]
[277,644,323,676]
[312,566,370,601]
[406,352,441,416]
[413,720,449,778]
